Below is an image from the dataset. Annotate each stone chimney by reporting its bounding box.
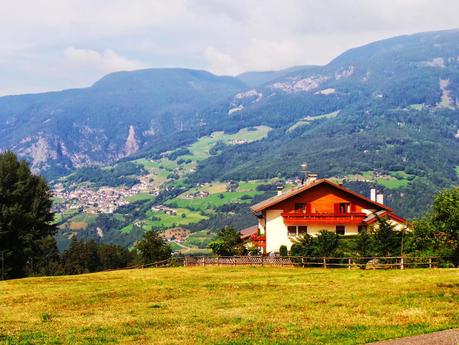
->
[376,193,384,204]
[276,185,283,196]
[370,188,376,202]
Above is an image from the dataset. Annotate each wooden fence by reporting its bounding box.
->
[183,256,455,269]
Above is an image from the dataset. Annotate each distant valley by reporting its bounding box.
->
[1,29,459,250]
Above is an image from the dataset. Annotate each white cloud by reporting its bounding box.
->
[203,47,240,75]
[0,0,459,95]
[64,47,146,74]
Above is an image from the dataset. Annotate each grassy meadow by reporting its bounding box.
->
[1,267,458,345]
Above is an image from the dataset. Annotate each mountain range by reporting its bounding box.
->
[2,29,459,227]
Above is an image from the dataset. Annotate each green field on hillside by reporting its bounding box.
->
[143,208,207,229]
[1,267,458,345]
[168,191,261,211]
[180,126,271,162]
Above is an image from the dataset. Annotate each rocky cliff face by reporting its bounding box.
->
[0,68,247,176]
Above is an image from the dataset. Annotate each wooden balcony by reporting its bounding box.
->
[251,234,266,253]
[281,212,367,225]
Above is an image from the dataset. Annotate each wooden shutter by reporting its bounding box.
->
[334,203,339,213]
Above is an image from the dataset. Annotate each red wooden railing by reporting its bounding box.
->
[251,234,266,253]
[281,212,367,224]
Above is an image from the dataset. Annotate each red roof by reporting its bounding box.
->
[239,225,258,239]
[250,179,393,213]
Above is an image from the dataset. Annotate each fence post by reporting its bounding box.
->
[217,256,220,267]
[261,255,264,267]
[429,257,432,269]
[348,258,351,270]
[400,257,404,270]
[323,257,327,269]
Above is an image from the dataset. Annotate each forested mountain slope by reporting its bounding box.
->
[189,29,459,217]
[0,69,246,176]
[2,29,459,233]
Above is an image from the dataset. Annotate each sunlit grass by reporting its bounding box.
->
[0,267,458,345]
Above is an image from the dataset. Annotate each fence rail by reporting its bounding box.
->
[104,256,455,272]
[183,256,455,269]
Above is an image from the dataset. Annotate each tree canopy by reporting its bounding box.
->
[0,151,57,278]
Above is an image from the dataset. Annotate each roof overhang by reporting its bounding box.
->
[250,179,393,213]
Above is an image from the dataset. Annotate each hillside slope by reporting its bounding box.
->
[190,29,459,216]
[0,68,246,176]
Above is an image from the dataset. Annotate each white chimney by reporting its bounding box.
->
[370,188,376,202]
[306,173,318,185]
[276,185,283,196]
[376,193,384,204]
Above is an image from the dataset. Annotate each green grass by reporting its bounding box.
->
[408,104,424,110]
[143,208,207,230]
[288,111,340,132]
[344,171,411,190]
[1,267,458,345]
[183,230,216,248]
[455,166,459,177]
[126,193,156,202]
[168,191,261,211]
[180,126,271,162]
[119,224,134,234]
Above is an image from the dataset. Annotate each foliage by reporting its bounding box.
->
[279,245,288,257]
[0,151,57,279]
[61,238,133,274]
[134,230,172,264]
[208,227,246,256]
[370,217,401,256]
[65,162,145,188]
[290,233,315,256]
[314,230,339,257]
[355,231,372,257]
[411,187,459,264]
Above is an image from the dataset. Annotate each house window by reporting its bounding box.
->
[288,225,308,237]
[288,226,297,236]
[339,203,350,213]
[336,225,345,235]
[298,226,308,235]
[294,203,306,212]
[358,225,367,233]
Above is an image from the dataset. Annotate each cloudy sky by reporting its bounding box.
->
[1,0,459,96]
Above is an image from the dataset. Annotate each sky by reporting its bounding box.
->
[1,0,459,96]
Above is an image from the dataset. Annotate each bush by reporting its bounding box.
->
[279,245,288,257]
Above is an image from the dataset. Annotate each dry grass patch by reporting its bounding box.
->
[0,268,458,344]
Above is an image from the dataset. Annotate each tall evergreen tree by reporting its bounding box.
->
[0,151,57,279]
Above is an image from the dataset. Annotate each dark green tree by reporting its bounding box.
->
[290,233,315,256]
[97,243,133,270]
[61,238,100,274]
[0,151,57,279]
[314,230,339,257]
[279,245,288,257]
[135,230,172,264]
[429,187,459,264]
[355,230,372,257]
[208,227,246,256]
[370,217,400,256]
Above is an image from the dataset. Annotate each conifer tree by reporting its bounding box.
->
[0,151,57,279]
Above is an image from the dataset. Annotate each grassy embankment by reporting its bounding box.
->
[1,267,458,345]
